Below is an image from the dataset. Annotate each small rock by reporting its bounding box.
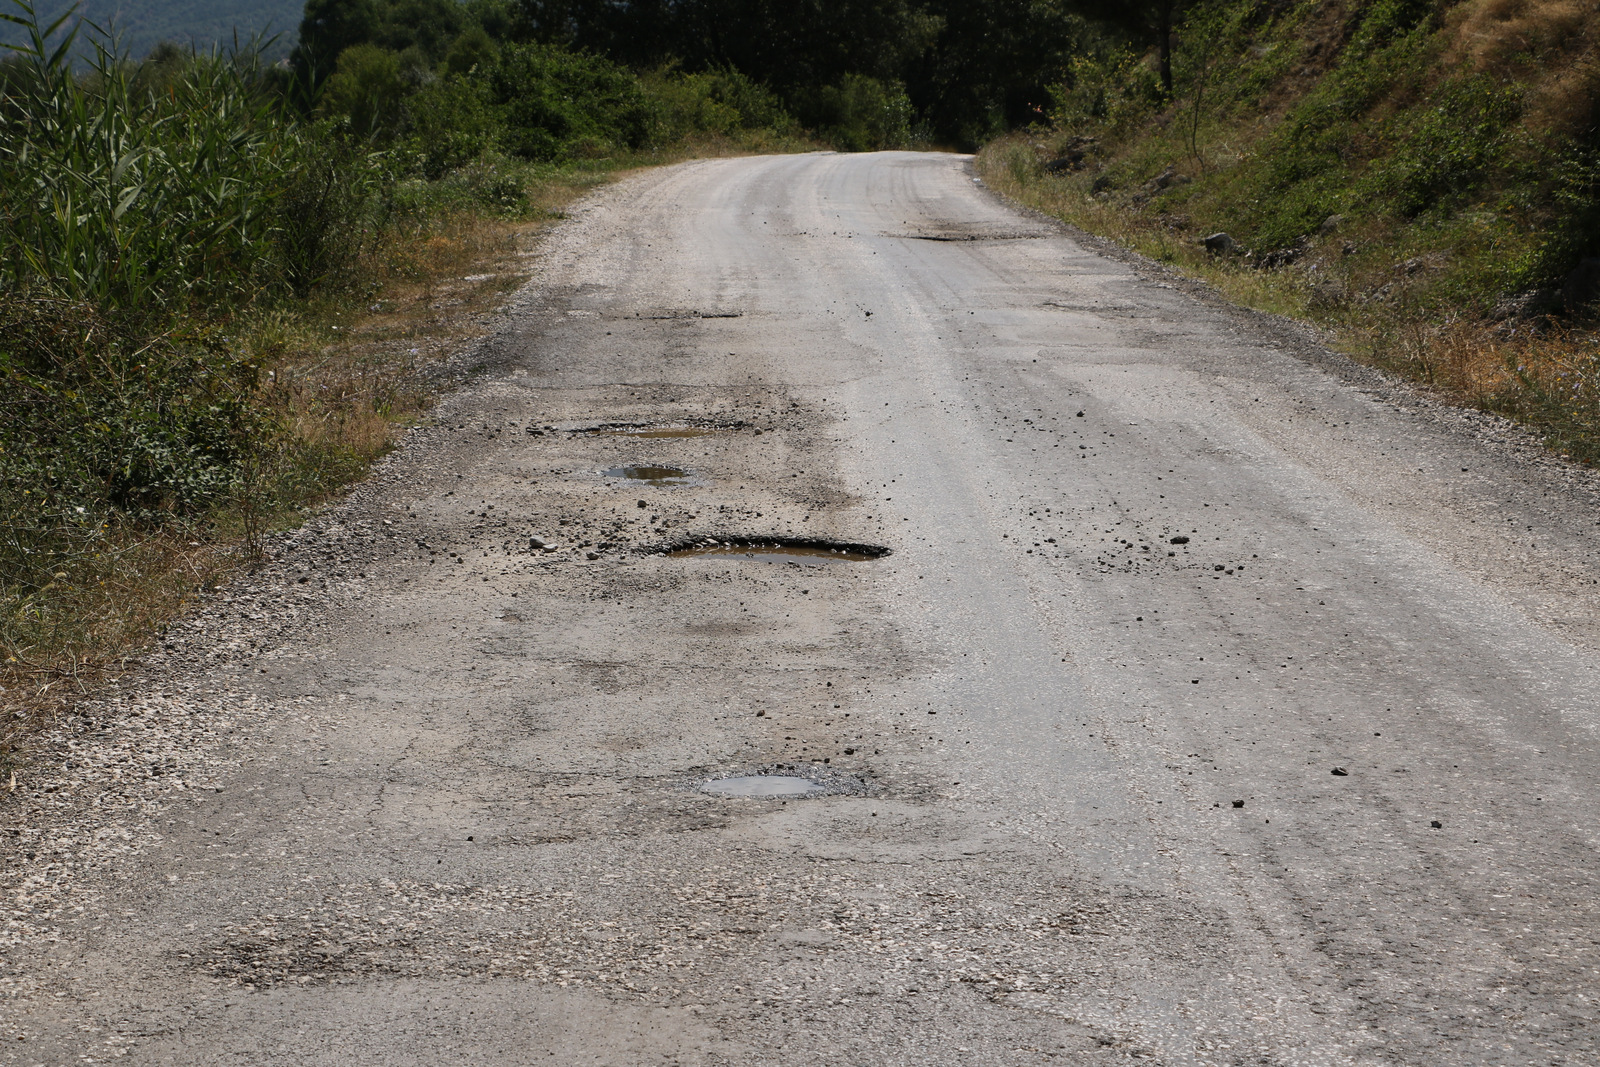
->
[586,551,599,560]
[1143,166,1178,193]
[529,536,549,550]
[1258,246,1302,270]
[1232,799,1245,808]
[637,500,647,508]
[1170,536,1189,545]
[1430,820,1443,829]
[1331,767,1348,776]
[1202,232,1237,255]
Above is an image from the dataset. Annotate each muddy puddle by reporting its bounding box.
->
[603,465,701,486]
[665,537,890,564]
[703,775,824,798]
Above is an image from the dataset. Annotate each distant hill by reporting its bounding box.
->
[3,1,302,62]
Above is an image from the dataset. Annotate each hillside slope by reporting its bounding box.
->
[981,0,1600,458]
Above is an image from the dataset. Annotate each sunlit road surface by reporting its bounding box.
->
[9,152,1600,1066]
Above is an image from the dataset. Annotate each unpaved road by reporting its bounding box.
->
[8,151,1600,1065]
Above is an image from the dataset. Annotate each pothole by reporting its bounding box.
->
[886,228,1048,242]
[701,763,867,799]
[633,308,744,320]
[703,775,824,798]
[603,465,701,486]
[662,537,890,564]
[575,419,748,438]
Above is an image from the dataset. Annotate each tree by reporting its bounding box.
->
[1076,0,1187,95]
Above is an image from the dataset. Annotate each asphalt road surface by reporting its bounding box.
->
[8,151,1600,1066]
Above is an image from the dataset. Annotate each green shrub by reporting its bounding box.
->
[403,71,501,177]
[640,66,795,144]
[318,43,407,137]
[273,124,394,294]
[799,74,913,151]
[0,296,267,523]
[486,43,650,161]
[1364,75,1524,218]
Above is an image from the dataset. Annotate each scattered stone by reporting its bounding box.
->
[1490,289,1557,322]
[1143,166,1179,193]
[1331,767,1348,776]
[1317,214,1345,235]
[1043,136,1097,173]
[1258,245,1303,270]
[1232,799,1245,808]
[1170,536,1190,545]
[1430,820,1443,829]
[1202,232,1237,255]
[528,536,550,550]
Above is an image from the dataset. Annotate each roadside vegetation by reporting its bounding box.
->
[978,0,1600,462]
[0,0,814,763]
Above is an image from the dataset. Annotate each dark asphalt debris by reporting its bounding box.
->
[1171,536,1190,545]
[1232,800,1245,808]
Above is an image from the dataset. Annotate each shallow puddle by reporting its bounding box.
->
[703,775,824,798]
[603,465,697,486]
[667,538,890,564]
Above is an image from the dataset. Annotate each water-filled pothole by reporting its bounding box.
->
[603,465,698,486]
[703,775,824,798]
[664,537,890,564]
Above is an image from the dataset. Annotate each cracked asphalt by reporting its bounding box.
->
[8,151,1600,1065]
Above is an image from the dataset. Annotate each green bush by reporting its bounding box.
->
[1364,75,1524,218]
[799,74,913,151]
[403,72,501,177]
[0,296,266,522]
[640,66,795,143]
[317,43,407,137]
[273,124,394,294]
[486,43,650,161]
